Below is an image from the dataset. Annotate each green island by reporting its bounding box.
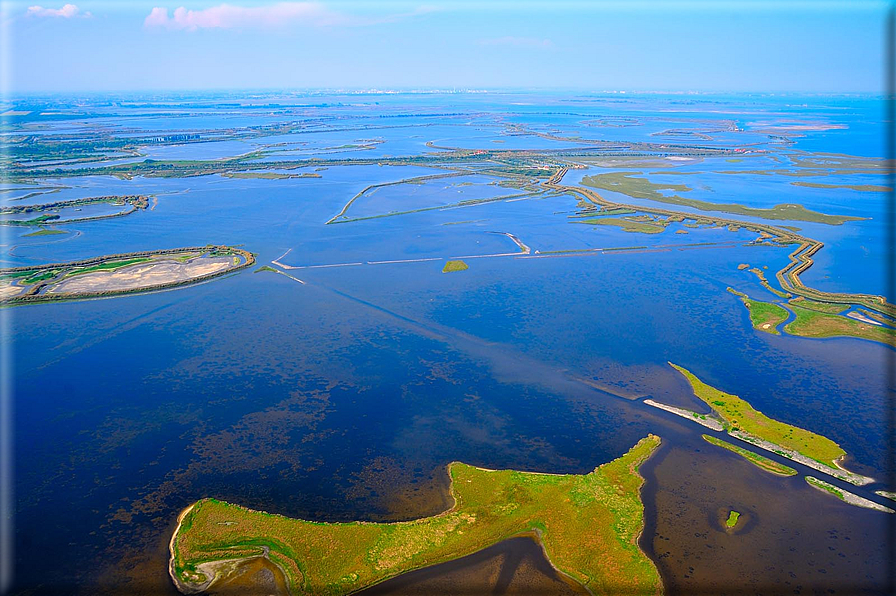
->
[23,228,67,237]
[0,246,254,305]
[442,260,469,273]
[725,511,740,528]
[790,181,892,192]
[0,194,150,226]
[726,288,789,335]
[670,363,870,485]
[169,435,663,596]
[702,434,797,476]
[580,172,865,225]
[574,215,667,234]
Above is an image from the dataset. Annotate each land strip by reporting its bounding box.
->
[702,434,797,476]
[169,436,664,596]
[805,477,894,513]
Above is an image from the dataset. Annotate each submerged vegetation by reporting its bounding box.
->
[170,435,663,596]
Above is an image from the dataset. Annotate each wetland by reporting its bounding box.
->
[3,91,892,596]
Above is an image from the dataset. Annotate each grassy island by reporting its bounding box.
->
[725,511,740,528]
[442,260,469,273]
[702,435,797,476]
[169,435,663,596]
[23,228,67,237]
[574,216,667,234]
[0,246,254,305]
[670,363,869,485]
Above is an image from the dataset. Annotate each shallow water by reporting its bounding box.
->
[4,92,892,595]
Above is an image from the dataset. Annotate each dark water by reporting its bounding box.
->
[359,535,588,596]
[4,92,892,594]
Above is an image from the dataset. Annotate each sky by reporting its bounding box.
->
[1,0,892,93]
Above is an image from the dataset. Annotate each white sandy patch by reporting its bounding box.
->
[0,283,24,300]
[49,257,233,295]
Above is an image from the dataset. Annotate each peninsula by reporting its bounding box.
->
[169,435,663,596]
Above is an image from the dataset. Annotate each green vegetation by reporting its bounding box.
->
[575,216,666,234]
[23,269,62,284]
[726,288,789,335]
[787,297,849,314]
[785,303,896,347]
[255,265,278,273]
[670,363,846,469]
[791,181,891,192]
[170,435,663,596]
[66,257,152,277]
[702,435,797,476]
[442,260,469,273]
[3,214,59,226]
[581,172,865,225]
[806,476,844,499]
[725,511,741,528]
[23,229,66,237]
[729,291,894,347]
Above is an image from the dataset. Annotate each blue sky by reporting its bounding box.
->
[1,1,891,93]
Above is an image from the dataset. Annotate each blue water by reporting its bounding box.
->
[3,92,891,594]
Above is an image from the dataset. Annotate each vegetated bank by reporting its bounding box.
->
[169,435,663,596]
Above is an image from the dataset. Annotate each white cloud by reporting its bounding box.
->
[26,4,87,18]
[144,2,439,31]
[144,2,401,31]
[478,36,553,49]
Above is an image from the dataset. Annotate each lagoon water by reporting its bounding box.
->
[4,92,892,594]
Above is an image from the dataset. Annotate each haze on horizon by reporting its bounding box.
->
[0,0,892,94]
